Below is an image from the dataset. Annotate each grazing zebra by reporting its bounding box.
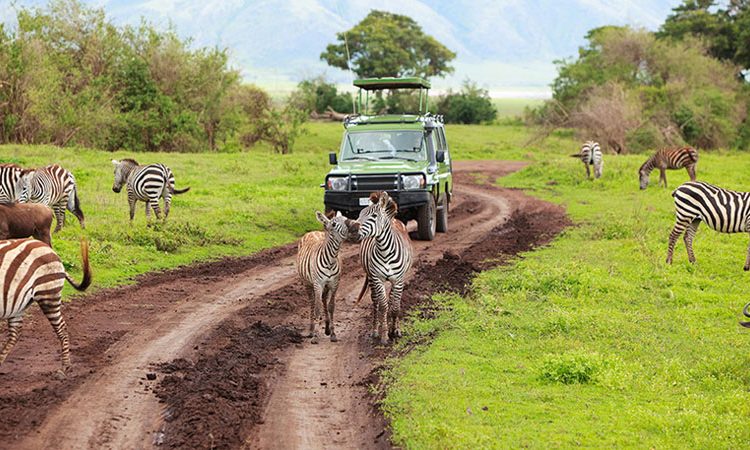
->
[16,164,85,232]
[667,181,750,270]
[570,141,603,179]
[740,302,750,328]
[0,163,23,203]
[111,159,190,222]
[356,191,414,344]
[639,147,698,190]
[296,211,356,343]
[0,238,91,374]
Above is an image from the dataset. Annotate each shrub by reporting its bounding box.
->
[292,76,353,114]
[539,352,602,385]
[436,80,497,124]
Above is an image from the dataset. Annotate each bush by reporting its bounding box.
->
[539,352,602,385]
[292,76,353,114]
[436,80,496,124]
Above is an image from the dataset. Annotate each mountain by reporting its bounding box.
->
[2,0,680,95]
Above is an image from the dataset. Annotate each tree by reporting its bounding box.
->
[320,10,456,79]
[436,80,497,124]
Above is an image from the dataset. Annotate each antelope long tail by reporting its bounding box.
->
[356,277,369,303]
[65,238,92,291]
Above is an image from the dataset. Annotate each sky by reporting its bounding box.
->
[0,0,683,97]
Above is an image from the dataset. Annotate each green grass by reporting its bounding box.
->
[382,134,750,448]
[2,121,534,296]
[492,97,545,118]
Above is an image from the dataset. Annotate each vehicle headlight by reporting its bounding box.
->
[327,176,349,191]
[401,174,425,190]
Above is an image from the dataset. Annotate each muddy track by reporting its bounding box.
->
[0,161,569,449]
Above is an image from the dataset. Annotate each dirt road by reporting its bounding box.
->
[0,161,568,449]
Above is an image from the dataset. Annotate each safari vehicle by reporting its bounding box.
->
[323,77,452,241]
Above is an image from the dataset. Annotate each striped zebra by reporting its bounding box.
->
[111,159,190,222]
[741,302,750,328]
[0,163,22,203]
[0,238,91,374]
[570,141,603,179]
[16,164,85,232]
[639,147,698,190]
[355,191,413,344]
[296,211,356,343]
[667,181,750,270]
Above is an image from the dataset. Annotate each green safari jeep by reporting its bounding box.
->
[323,77,453,241]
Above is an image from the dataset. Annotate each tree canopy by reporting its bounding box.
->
[320,10,456,79]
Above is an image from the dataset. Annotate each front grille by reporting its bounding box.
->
[351,174,399,192]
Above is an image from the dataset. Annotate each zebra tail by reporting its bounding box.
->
[171,186,191,195]
[65,238,92,292]
[356,277,369,303]
[569,153,581,158]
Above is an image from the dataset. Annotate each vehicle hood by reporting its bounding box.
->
[329,160,428,175]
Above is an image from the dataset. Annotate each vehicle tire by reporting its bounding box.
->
[417,195,436,241]
[436,194,448,233]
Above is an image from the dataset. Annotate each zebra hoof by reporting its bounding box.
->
[330,334,338,342]
[324,323,331,336]
[311,336,319,344]
[55,369,67,380]
[744,265,749,272]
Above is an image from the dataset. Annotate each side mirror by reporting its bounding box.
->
[329,152,338,165]
[436,150,445,163]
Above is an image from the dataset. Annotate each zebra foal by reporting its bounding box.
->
[356,191,414,344]
[111,159,190,222]
[667,181,750,270]
[297,211,356,343]
[0,238,91,374]
[639,147,698,190]
[571,141,603,179]
[16,164,85,231]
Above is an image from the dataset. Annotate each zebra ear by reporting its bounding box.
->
[315,211,329,225]
[378,192,390,208]
[111,159,120,166]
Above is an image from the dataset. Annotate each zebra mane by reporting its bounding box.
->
[121,158,139,166]
[369,191,398,215]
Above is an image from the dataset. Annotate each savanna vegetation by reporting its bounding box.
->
[382,129,750,448]
[530,0,750,153]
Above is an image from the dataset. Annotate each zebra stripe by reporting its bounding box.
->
[296,211,354,343]
[18,164,85,231]
[0,238,91,373]
[666,181,750,269]
[0,163,23,203]
[639,147,698,189]
[356,191,413,344]
[572,141,603,179]
[111,159,190,222]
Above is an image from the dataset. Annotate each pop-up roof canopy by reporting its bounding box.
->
[353,77,431,91]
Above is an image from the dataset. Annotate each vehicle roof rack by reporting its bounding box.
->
[353,77,431,91]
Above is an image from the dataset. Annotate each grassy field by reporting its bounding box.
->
[382,134,750,447]
[0,122,533,296]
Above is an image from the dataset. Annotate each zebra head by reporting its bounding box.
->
[357,191,398,241]
[316,210,355,244]
[112,159,137,193]
[14,170,35,203]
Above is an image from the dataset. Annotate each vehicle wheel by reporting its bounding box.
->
[417,195,436,241]
[436,194,448,233]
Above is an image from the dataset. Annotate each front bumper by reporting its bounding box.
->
[324,190,431,218]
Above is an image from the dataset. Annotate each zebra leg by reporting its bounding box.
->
[659,169,667,188]
[745,234,750,271]
[684,219,700,264]
[667,218,690,265]
[52,203,65,233]
[585,164,591,179]
[0,316,23,366]
[145,202,151,221]
[150,199,162,221]
[594,162,602,179]
[326,284,338,342]
[370,280,389,345]
[38,296,71,373]
[128,197,137,222]
[687,164,697,182]
[163,194,172,221]
[309,285,323,344]
[321,285,330,336]
[389,281,405,339]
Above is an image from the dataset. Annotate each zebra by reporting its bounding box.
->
[111,159,190,222]
[666,181,750,270]
[0,238,91,374]
[639,147,698,190]
[570,141,603,179]
[16,164,85,232]
[296,211,357,344]
[741,302,750,328]
[355,191,414,344]
[0,163,23,203]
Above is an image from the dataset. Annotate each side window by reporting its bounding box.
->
[439,128,448,152]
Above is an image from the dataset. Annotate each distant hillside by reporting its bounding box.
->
[3,0,680,93]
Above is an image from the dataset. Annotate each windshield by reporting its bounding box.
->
[340,131,427,162]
